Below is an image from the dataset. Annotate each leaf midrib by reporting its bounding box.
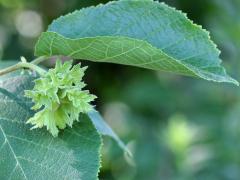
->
[0,124,28,180]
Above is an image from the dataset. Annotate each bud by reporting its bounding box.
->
[25,60,96,136]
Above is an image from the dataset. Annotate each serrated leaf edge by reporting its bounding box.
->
[41,0,238,85]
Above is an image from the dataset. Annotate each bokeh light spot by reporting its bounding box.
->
[15,10,43,38]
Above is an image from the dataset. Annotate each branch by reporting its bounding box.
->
[0,56,48,76]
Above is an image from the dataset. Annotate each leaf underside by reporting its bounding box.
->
[35,1,238,85]
[0,75,101,180]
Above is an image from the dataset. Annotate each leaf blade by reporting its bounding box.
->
[0,75,102,180]
[35,0,238,85]
[35,32,238,85]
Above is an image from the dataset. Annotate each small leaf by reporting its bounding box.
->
[0,75,101,180]
[35,1,238,85]
[88,110,131,156]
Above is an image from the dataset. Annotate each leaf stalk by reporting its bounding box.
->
[0,56,48,77]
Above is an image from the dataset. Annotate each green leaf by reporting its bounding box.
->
[0,75,101,180]
[35,1,238,85]
[88,110,131,156]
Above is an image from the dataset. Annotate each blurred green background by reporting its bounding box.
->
[0,0,240,179]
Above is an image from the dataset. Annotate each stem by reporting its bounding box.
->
[0,62,46,76]
[31,56,48,65]
[21,62,47,76]
[0,56,49,77]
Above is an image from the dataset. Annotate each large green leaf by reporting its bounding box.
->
[35,0,238,85]
[0,75,101,180]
